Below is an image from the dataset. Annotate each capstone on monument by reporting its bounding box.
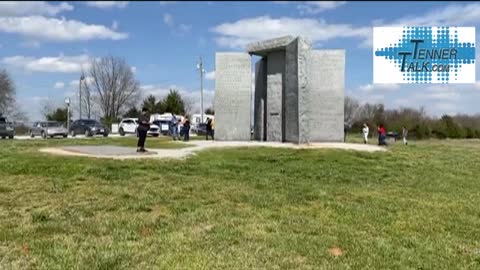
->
[214,36,345,143]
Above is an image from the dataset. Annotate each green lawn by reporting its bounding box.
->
[0,138,479,269]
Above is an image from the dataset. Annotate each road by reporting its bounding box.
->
[13,134,124,140]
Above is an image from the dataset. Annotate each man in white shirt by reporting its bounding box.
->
[362,123,369,144]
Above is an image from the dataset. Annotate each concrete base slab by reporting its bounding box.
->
[39,141,386,160]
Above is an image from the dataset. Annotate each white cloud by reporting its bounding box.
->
[413,84,463,102]
[211,16,370,49]
[70,76,94,86]
[361,3,480,48]
[297,1,347,15]
[0,1,73,16]
[159,1,178,5]
[358,83,400,93]
[163,13,192,35]
[179,24,192,32]
[2,54,91,73]
[112,20,118,30]
[54,81,65,89]
[205,71,215,80]
[85,1,128,9]
[31,96,50,102]
[20,40,41,48]
[163,13,174,27]
[131,66,137,73]
[392,3,480,26]
[0,16,128,41]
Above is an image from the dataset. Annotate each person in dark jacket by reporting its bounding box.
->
[183,118,190,141]
[206,118,213,140]
[137,107,150,153]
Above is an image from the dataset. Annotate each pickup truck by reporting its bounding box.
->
[0,117,15,139]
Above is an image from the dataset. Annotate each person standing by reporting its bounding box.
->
[211,118,215,140]
[170,113,179,141]
[206,118,213,140]
[402,126,408,145]
[362,123,369,144]
[183,118,190,141]
[137,107,150,153]
[377,124,387,146]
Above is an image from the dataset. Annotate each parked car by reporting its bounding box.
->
[195,123,208,136]
[0,117,15,139]
[29,121,68,139]
[118,118,160,137]
[70,119,109,137]
[386,131,400,141]
[152,120,170,135]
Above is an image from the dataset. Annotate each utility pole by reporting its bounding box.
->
[79,74,84,119]
[197,57,205,123]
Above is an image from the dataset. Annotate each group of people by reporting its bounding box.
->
[136,108,216,152]
[169,113,190,141]
[361,123,408,146]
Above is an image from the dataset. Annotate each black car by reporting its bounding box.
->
[386,131,400,141]
[195,123,208,136]
[0,117,15,139]
[70,119,109,137]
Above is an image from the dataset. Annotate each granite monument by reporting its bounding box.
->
[214,36,345,143]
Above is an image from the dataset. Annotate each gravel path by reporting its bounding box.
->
[39,140,386,160]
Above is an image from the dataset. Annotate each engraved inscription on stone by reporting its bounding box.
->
[214,53,251,141]
[307,50,344,141]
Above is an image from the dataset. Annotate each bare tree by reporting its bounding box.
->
[85,56,141,121]
[0,69,15,116]
[80,70,93,119]
[344,96,360,125]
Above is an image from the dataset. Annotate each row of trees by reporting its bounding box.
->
[344,96,480,139]
[124,91,214,119]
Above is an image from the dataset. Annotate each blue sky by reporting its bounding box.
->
[0,1,479,121]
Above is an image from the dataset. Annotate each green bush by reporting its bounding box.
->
[465,127,476,139]
[413,123,431,139]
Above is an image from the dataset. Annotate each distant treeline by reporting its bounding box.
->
[345,96,480,139]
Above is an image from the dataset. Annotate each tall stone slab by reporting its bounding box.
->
[305,50,345,142]
[214,52,252,141]
[284,37,312,143]
[266,51,285,142]
[254,58,267,141]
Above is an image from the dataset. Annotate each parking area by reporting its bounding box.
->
[13,133,123,140]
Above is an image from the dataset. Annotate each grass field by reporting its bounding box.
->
[0,137,480,269]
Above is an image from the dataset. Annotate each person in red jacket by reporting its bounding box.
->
[377,124,387,146]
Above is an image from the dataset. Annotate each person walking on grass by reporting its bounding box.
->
[206,117,214,140]
[211,118,215,139]
[183,118,190,141]
[377,124,387,146]
[402,126,408,145]
[362,123,369,144]
[170,113,179,141]
[137,107,150,153]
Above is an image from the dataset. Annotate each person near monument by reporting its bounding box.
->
[206,118,213,140]
[137,107,150,153]
[362,123,369,144]
[211,118,215,139]
[183,118,190,141]
[377,124,387,146]
[170,114,179,141]
[402,126,408,145]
